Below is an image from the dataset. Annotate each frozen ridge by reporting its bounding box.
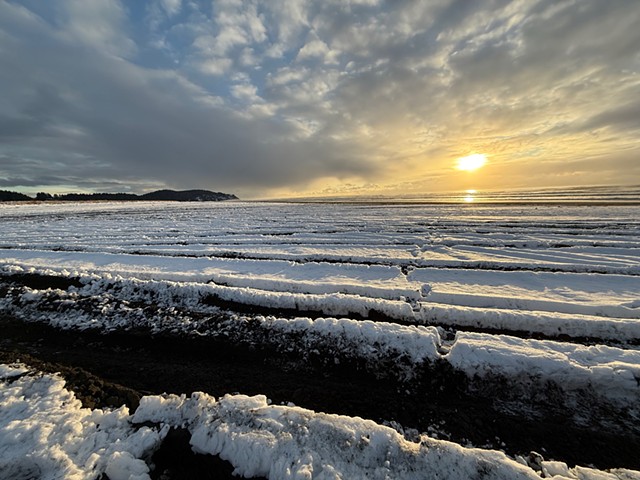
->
[419,303,640,342]
[2,364,640,480]
[2,271,639,412]
[411,268,640,319]
[2,264,639,343]
[0,249,422,301]
[447,332,640,405]
[2,201,639,276]
[0,365,164,480]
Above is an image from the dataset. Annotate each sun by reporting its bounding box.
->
[456,154,487,172]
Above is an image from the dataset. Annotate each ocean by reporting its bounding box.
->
[285,184,640,205]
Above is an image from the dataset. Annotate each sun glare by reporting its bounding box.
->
[463,189,476,203]
[456,154,487,172]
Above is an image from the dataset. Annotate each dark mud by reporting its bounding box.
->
[3,272,84,291]
[150,428,258,480]
[2,314,640,473]
[201,292,402,325]
[1,272,640,475]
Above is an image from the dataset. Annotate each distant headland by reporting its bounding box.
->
[0,189,238,202]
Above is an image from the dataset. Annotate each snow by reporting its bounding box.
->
[0,249,421,301]
[1,201,640,477]
[447,332,640,406]
[1,199,638,343]
[0,364,29,379]
[2,271,638,411]
[134,392,541,480]
[3,364,639,480]
[0,365,164,480]
[2,258,639,342]
[418,303,640,341]
[411,268,640,319]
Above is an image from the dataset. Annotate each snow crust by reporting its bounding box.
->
[2,263,638,343]
[0,249,421,301]
[0,366,164,480]
[133,392,541,480]
[2,271,638,411]
[448,332,640,405]
[3,364,638,480]
[1,201,640,477]
[1,201,639,344]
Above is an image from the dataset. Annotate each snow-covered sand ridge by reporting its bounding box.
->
[1,200,639,478]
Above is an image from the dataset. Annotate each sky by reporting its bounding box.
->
[1,0,639,199]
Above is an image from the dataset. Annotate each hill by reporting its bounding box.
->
[0,190,33,201]
[139,189,238,201]
[0,189,238,202]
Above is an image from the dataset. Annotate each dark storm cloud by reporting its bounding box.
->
[0,1,373,196]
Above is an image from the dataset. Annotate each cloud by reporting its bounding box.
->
[1,0,639,198]
[577,100,640,134]
[160,0,181,17]
[0,1,375,197]
[59,0,136,57]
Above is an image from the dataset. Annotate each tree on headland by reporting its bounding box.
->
[139,189,238,201]
[56,192,139,201]
[0,190,32,201]
[35,192,54,201]
[0,189,238,202]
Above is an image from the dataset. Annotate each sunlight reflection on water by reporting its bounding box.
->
[463,190,476,203]
[280,185,640,204]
